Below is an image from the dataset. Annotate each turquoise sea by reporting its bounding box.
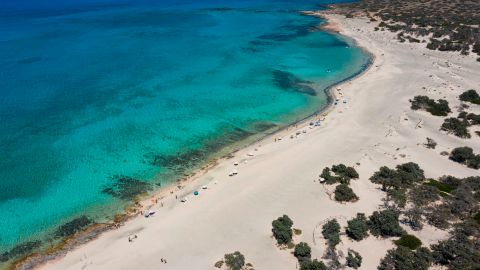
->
[0,0,369,261]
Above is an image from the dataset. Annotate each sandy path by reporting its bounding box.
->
[39,14,480,270]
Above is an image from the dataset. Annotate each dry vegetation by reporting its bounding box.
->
[332,0,480,60]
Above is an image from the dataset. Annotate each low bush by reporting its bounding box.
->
[441,118,470,138]
[322,219,340,248]
[346,249,362,269]
[424,179,455,193]
[334,184,358,202]
[410,95,451,116]
[294,242,311,263]
[272,215,293,244]
[368,209,405,237]
[395,234,422,250]
[450,147,480,169]
[300,259,326,270]
[346,213,369,241]
[378,246,432,270]
[459,89,480,104]
[320,164,359,185]
[224,251,245,270]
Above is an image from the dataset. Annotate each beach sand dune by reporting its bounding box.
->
[40,14,479,270]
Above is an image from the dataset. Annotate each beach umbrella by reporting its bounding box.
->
[194,191,199,196]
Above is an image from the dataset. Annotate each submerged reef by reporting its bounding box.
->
[102,176,152,201]
[54,216,94,238]
[273,70,317,96]
[0,240,41,263]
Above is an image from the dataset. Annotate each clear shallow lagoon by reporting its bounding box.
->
[0,0,369,255]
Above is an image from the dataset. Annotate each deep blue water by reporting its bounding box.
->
[0,0,369,256]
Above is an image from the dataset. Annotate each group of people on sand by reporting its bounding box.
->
[160,258,168,264]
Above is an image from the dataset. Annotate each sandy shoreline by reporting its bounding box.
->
[12,10,480,270]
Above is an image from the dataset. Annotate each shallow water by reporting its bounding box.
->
[0,0,369,255]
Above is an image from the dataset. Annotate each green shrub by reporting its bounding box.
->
[395,234,422,250]
[370,166,399,191]
[272,215,293,244]
[224,251,245,270]
[346,249,362,269]
[431,220,480,269]
[450,147,480,169]
[294,242,311,263]
[346,213,369,241]
[322,219,340,248]
[300,259,326,270]
[450,147,475,163]
[403,207,423,231]
[370,162,425,191]
[410,96,451,116]
[424,179,455,193]
[459,89,480,104]
[334,184,358,202]
[409,185,440,206]
[379,246,432,270]
[320,164,359,185]
[441,118,470,138]
[368,209,405,237]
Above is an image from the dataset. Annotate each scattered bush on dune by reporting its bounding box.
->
[272,215,293,245]
[346,213,369,241]
[370,162,425,191]
[378,246,432,270]
[395,234,422,250]
[449,146,480,169]
[321,219,341,248]
[368,209,405,237]
[294,242,311,263]
[408,185,440,207]
[431,220,480,269]
[346,249,363,269]
[459,89,480,105]
[223,251,245,270]
[299,259,326,270]
[320,164,359,185]
[334,184,358,202]
[410,95,451,116]
[441,117,470,138]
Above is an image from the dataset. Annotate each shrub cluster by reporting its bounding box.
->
[368,209,405,237]
[294,242,311,263]
[441,117,470,138]
[334,184,358,202]
[320,164,359,185]
[395,234,422,250]
[321,219,341,248]
[272,215,293,244]
[431,220,480,269]
[321,164,359,202]
[450,147,480,169]
[337,1,480,57]
[378,246,432,270]
[346,249,362,269]
[223,251,245,270]
[410,96,451,116]
[346,213,369,241]
[459,89,480,105]
[299,259,326,270]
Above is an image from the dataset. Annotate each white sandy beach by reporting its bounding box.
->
[37,14,480,270]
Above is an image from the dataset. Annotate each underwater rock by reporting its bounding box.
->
[54,216,93,238]
[102,176,152,201]
[273,70,316,96]
[0,240,42,262]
